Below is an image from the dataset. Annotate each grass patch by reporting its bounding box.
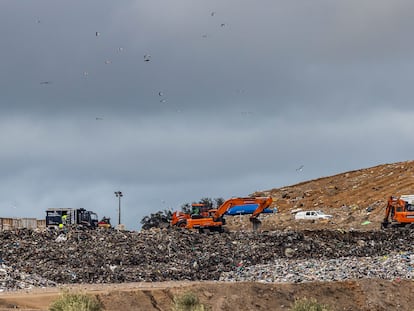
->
[172,291,208,311]
[49,290,103,311]
[290,297,331,311]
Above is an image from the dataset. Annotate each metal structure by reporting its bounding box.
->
[114,191,123,225]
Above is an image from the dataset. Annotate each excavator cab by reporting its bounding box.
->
[191,203,206,219]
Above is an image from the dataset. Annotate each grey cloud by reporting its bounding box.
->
[1,0,414,229]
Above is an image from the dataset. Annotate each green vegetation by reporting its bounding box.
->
[290,297,331,311]
[49,291,102,311]
[172,291,208,311]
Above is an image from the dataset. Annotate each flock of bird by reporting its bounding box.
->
[36,10,243,120]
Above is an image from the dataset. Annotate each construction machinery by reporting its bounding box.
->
[46,208,103,229]
[98,216,112,229]
[381,195,414,229]
[171,196,273,232]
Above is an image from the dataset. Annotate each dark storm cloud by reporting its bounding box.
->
[1,0,414,229]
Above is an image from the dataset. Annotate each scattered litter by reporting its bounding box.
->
[0,228,413,289]
[55,234,67,242]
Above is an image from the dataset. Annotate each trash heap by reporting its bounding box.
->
[0,261,56,292]
[0,228,414,290]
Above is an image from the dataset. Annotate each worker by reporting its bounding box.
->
[59,223,64,229]
[192,206,200,216]
[62,214,68,225]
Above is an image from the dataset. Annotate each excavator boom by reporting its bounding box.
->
[250,197,274,219]
[212,197,260,221]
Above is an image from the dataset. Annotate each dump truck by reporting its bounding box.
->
[381,195,414,229]
[45,208,110,229]
[171,196,273,232]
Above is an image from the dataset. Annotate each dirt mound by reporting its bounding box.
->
[225,160,414,231]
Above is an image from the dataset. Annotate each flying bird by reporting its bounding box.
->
[296,165,304,172]
[96,117,103,121]
[160,99,167,103]
[104,60,112,64]
[211,12,216,16]
[96,32,100,37]
[144,54,151,62]
[40,81,51,85]
[220,23,226,27]
[158,91,163,96]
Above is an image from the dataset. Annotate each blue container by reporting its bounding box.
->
[225,204,275,215]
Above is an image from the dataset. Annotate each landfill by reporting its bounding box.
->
[0,228,414,291]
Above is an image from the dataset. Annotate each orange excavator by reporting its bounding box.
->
[381,195,414,229]
[171,196,273,232]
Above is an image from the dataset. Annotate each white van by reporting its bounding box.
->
[294,210,332,220]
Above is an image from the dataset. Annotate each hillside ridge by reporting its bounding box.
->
[229,160,414,231]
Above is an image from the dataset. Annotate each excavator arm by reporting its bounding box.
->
[249,197,274,230]
[212,197,273,231]
[381,197,393,228]
[212,197,259,221]
[250,197,274,220]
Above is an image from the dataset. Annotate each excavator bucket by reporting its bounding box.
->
[250,218,262,231]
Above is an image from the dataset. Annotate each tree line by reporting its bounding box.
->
[140,197,224,230]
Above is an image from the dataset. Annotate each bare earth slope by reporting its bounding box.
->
[227,160,414,231]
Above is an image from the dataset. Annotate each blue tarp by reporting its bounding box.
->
[225,204,275,215]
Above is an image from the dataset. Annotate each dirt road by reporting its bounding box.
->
[1,279,413,311]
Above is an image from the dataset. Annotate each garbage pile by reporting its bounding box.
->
[0,228,414,290]
[0,261,56,292]
[220,252,414,283]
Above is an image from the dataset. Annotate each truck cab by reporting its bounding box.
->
[46,208,98,228]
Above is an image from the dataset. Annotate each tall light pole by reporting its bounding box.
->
[114,191,123,225]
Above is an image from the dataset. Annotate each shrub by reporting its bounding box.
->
[49,291,102,311]
[172,291,207,311]
[290,297,331,311]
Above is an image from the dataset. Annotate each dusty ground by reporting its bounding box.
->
[1,279,414,311]
[1,160,414,311]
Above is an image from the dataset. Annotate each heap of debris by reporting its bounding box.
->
[0,228,413,290]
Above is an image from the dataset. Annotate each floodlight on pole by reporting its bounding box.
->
[114,191,123,225]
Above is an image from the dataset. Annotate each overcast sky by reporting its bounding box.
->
[1,0,414,230]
